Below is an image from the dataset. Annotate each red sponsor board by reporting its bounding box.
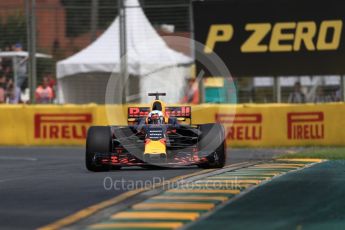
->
[128,107,150,118]
[128,106,191,118]
[165,106,191,118]
[287,112,324,140]
[216,113,262,141]
[34,114,92,139]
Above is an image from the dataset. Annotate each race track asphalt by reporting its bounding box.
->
[0,147,287,230]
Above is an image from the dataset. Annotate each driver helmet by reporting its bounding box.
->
[148,110,164,124]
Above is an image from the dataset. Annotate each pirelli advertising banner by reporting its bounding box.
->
[0,103,344,147]
[210,104,345,147]
[193,0,345,76]
[0,105,96,145]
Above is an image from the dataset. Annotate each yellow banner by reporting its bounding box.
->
[0,105,95,146]
[0,103,344,147]
[191,103,345,147]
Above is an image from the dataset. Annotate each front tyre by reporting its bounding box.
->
[197,123,226,169]
[86,126,114,172]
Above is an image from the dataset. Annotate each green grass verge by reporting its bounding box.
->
[278,147,345,160]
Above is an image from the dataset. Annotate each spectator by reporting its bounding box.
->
[12,43,23,52]
[35,77,53,104]
[5,79,21,104]
[2,61,12,79]
[334,88,341,101]
[0,75,6,103]
[313,86,332,103]
[288,81,306,103]
[12,43,28,91]
[45,73,57,99]
[0,72,6,86]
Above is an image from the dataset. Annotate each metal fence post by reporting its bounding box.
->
[274,77,281,103]
[90,0,99,42]
[26,0,37,104]
[341,75,345,101]
[12,57,18,89]
[119,0,128,104]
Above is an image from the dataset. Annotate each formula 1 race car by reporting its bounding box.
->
[86,93,226,171]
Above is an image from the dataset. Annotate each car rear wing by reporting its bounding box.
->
[128,106,192,124]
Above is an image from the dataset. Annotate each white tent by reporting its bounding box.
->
[57,0,192,104]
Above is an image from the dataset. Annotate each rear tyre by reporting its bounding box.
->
[197,123,226,169]
[86,126,116,172]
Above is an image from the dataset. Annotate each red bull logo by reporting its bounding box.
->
[287,112,324,140]
[34,114,92,139]
[216,113,262,140]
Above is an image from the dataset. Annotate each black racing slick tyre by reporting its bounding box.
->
[197,123,226,169]
[86,126,114,172]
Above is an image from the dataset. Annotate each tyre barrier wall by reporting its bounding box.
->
[0,103,344,147]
